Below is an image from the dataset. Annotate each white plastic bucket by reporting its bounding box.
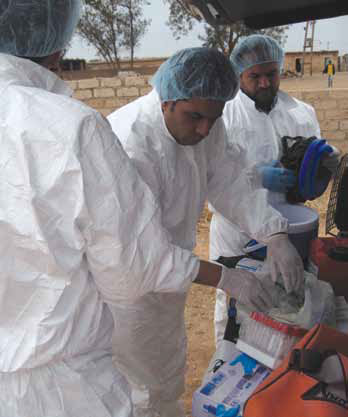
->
[273,203,319,261]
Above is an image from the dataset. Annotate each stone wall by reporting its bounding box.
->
[70,75,153,117]
[70,75,348,147]
[287,89,348,147]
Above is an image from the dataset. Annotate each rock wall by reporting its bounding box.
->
[288,89,348,144]
[70,76,348,147]
[70,75,152,117]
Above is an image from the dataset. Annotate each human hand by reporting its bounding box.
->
[258,161,296,193]
[321,145,341,173]
[266,233,304,293]
[217,267,273,312]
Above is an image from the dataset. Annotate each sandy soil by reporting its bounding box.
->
[182,77,348,416]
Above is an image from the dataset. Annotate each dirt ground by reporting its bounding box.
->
[182,76,348,415]
[280,71,348,90]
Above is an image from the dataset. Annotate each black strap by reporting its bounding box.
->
[289,349,323,373]
[290,348,348,400]
[215,257,244,342]
[215,255,244,269]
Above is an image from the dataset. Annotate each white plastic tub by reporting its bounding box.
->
[273,203,319,261]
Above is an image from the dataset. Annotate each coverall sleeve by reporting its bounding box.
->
[122,144,162,201]
[207,122,288,243]
[308,105,321,137]
[78,113,200,305]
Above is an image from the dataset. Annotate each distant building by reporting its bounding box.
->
[60,59,87,72]
[340,54,348,72]
[59,57,167,81]
[284,50,339,74]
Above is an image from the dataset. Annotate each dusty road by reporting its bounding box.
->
[281,71,348,90]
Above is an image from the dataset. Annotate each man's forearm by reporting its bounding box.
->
[193,260,223,288]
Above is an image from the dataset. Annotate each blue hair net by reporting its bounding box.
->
[231,35,284,75]
[150,47,239,102]
[0,0,82,57]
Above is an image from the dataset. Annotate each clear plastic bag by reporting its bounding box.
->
[235,259,336,330]
[265,270,336,329]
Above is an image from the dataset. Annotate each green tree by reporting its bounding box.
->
[164,0,289,57]
[77,0,150,73]
[119,0,151,68]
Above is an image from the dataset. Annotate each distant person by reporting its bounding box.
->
[323,59,336,87]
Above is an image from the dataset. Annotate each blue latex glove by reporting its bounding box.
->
[216,404,241,417]
[230,353,258,376]
[203,404,241,417]
[258,160,296,193]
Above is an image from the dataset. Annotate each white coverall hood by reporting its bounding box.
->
[108,90,288,417]
[0,54,201,417]
[211,88,322,345]
[210,89,322,259]
[0,53,132,417]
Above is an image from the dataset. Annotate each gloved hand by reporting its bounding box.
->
[258,160,296,193]
[322,145,341,173]
[217,267,273,312]
[266,233,304,293]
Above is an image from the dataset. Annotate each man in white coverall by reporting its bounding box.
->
[0,3,275,417]
[211,35,341,345]
[107,47,307,417]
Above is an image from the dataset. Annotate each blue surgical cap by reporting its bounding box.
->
[150,47,239,102]
[0,0,82,57]
[231,35,284,75]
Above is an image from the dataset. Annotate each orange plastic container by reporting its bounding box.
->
[243,324,348,417]
[309,237,348,300]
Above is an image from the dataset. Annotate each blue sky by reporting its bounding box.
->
[67,2,348,60]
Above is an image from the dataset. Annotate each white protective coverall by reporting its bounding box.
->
[107,90,288,417]
[0,54,205,417]
[210,89,325,344]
